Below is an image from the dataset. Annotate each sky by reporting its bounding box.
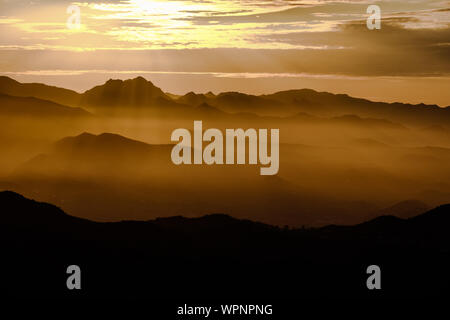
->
[0,0,449,105]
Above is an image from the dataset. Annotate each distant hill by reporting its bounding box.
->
[0,76,81,107]
[54,132,174,160]
[263,89,450,127]
[378,200,431,219]
[14,132,173,178]
[54,132,159,154]
[0,191,449,298]
[0,93,90,117]
[213,91,292,115]
[329,114,405,129]
[285,112,405,131]
[360,200,430,222]
[177,88,450,126]
[10,132,390,226]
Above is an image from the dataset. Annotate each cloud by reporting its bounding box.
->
[0,0,448,76]
[0,0,447,50]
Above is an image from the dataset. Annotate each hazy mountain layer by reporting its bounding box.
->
[1,76,449,226]
[1,76,449,127]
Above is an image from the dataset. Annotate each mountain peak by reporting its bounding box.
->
[80,77,169,108]
[103,77,154,87]
[133,76,147,81]
[128,76,154,86]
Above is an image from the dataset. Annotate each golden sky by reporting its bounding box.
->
[0,0,449,105]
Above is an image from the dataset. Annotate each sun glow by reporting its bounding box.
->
[0,0,446,51]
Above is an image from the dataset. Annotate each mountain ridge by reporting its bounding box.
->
[1,190,448,232]
[0,76,81,107]
[1,76,448,119]
[1,191,449,298]
[0,93,91,117]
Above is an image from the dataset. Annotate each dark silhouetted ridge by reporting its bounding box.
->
[409,203,450,225]
[0,190,86,227]
[379,200,430,219]
[1,191,449,298]
[1,190,449,238]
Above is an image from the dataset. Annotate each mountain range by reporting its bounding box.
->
[1,75,450,226]
[9,131,338,225]
[7,130,449,227]
[1,75,449,299]
[1,190,449,298]
[1,76,449,127]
